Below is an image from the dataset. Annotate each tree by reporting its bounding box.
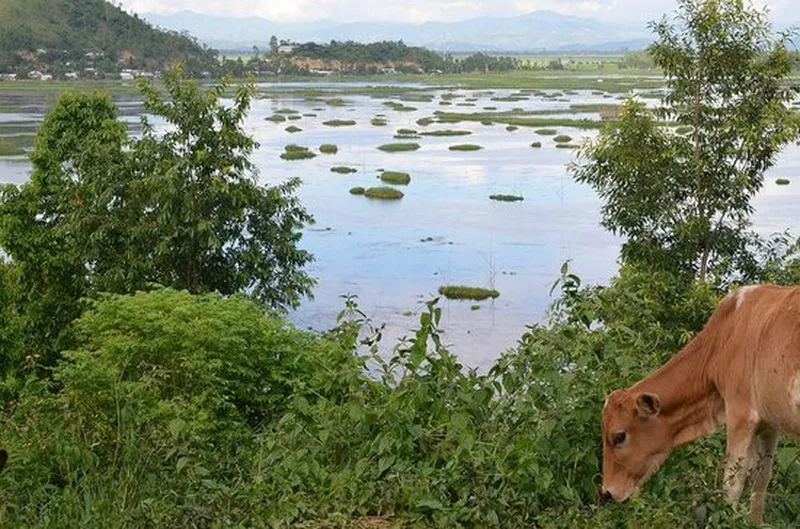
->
[269,35,279,54]
[0,66,315,363]
[571,0,799,283]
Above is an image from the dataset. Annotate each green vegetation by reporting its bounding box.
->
[331,166,357,174]
[379,171,411,185]
[364,186,404,200]
[349,186,365,195]
[675,125,693,135]
[280,145,316,160]
[322,119,356,127]
[0,0,219,77]
[531,141,542,148]
[553,134,573,143]
[319,143,338,154]
[419,129,472,137]
[377,142,421,152]
[285,125,302,133]
[490,194,524,202]
[265,114,287,123]
[0,141,25,156]
[325,98,349,106]
[535,128,558,135]
[384,101,417,112]
[470,304,481,311]
[506,125,519,132]
[449,144,483,151]
[776,178,790,185]
[275,108,299,114]
[416,117,434,126]
[371,117,388,126]
[556,144,579,149]
[438,285,500,301]
[395,128,419,139]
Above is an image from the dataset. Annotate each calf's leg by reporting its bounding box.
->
[723,413,758,505]
[748,427,778,524]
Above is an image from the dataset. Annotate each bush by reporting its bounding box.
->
[331,166,358,174]
[553,134,573,143]
[776,178,790,185]
[377,143,421,152]
[364,187,404,200]
[320,144,338,154]
[285,125,302,133]
[349,186,365,195]
[281,145,316,160]
[449,144,483,151]
[380,171,411,185]
[438,285,500,300]
[265,114,287,122]
[371,117,388,126]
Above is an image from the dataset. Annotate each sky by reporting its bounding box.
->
[117,0,794,25]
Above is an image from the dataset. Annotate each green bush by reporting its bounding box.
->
[371,117,388,126]
[320,144,338,154]
[380,171,411,185]
[265,114,287,123]
[377,143,421,152]
[364,187,404,199]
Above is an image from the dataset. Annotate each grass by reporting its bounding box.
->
[438,285,500,301]
[0,141,26,156]
[275,108,299,114]
[371,118,388,126]
[675,126,693,135]
[470,305,481,311]
[383,102,417,112]
[776,178,790,185]
[323,119,356,127]
[320,144,338,154]
[265,115,287,123]
[556,144,580,149]
[419,129,472,137]
[449,144,483,151]
[349,186,365,195]
[416,117,434,126]
[331,166,358,174]
[377,143,421,153]
[285,125,302,133]
[506,125,519,132]
[280,145,316,161]
[326,98,349,106]
[553,134,573,143]
[490,194,524,202]
[437,112,615,130]
[396,128,417,135]
[379,171,411,185]
[535,128,558,135]
[531,141,542,148]
[569,103,621,112]
[287,115,301,121]
[364,187,404,200]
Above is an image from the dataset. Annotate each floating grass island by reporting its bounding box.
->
[0,141,25,156]
[438,285,500,301]
[449,144,483,151]
[280,145,316,161]
[553,134,573,143]
[490,194,524,202]
[535,128,558,135]
[319,144,338,154]
[379,171,411,185]
[371,118,388,126]
[383,102,417,112]
[265,115,287,123]
[274,108,299,115]
[377,143,421,153]
[419,129,472,137]
[331,166,358,174]
[323,119,356,127]
[349,186,365,195]
[364,187,404,200]
[416,117,434,126]
[776,178,790,185]
[531,141,542,148]
[506,125,519,132]
[326,98,349,107]
[285,125,302,133]
[556,144,579,149]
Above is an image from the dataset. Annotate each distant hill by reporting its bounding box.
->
[0,0,218,75]
[144,10,653,53]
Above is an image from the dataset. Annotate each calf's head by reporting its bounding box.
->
[600,389,670,503]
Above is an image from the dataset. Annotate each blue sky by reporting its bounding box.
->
[118,0,792,25]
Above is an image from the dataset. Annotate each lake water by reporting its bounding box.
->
[1,84,799,368]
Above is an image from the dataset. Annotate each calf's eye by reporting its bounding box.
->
[611,432,626,446]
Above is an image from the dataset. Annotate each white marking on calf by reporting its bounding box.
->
[790,372,800,410]
[736,285,759,310]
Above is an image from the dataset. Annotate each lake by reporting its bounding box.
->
[1,82,799,368]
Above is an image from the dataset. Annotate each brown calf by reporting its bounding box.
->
[601,284,800,523]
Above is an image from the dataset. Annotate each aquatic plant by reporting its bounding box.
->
[438,285,500,301]
[776,178,790,185]
[0,141,25,156]
[490,194,524,202]
[319,144,338,154]
[449,144,483,151]
[553,134,572,143]
[280,145,316,160]
[265,115,287,123]
[285,125,302,133]
[420,130,472,137]
[379,171,411,185]
[364,187,404,200]
[535,128,558,135]
[349,186,365,195]
[323,119,356,127]
[331,166,358,174]
[531,141,542,148]
[377,143,421,152]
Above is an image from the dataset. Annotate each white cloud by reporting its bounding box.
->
[117,0,794,25]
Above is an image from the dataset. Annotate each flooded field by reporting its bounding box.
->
[2,82,799,367]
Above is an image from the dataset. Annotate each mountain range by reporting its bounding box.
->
[143,10,655,53]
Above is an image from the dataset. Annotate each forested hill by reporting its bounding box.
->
[0,0,219,76]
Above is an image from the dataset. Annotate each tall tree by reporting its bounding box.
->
[0,66,315,363]
[572,0,799,283]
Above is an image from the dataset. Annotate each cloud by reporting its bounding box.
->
[117,0,794,25]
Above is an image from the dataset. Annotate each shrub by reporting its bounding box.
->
[449,144,483,151]
[275,108,299,115]
[377,143,421,152]
[323,119,356,127]
[380,171,411,185]
[490,194,524,202]
[285,125,302,133]
[553,134,573,143]
[349,186,365,195]
[265,114,287,122]
[280,145,316,160]
[320,144,338,154]
[556,144,579,149]
[331,166,357,174]
[776,178,790,185]
[438,285,500,300]
[364,187,404,199]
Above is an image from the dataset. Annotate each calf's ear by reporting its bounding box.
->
[636,393,661,418]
